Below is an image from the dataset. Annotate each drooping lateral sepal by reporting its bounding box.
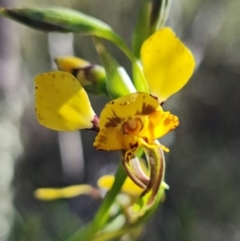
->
[132,141,166,215]
[121,151,149,189]
[0,7,115,37]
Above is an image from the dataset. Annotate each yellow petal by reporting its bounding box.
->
[35,71,96,131]
[94,92,161,151]
[55,57,94,87]
[141,110,179,141]
[55,56,90,73]
[141,27,195,102]
[34,184,94,201]
[97,175,143,197]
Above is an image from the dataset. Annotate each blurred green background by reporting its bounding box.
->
[0,0,240,240]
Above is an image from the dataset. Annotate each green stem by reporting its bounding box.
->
[67,163,127,241]
[92,190,165,241]
[106,31,148,93]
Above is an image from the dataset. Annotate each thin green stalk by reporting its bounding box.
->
[107,32,148,93]
[67,163,127,241]
[91,190,165,241]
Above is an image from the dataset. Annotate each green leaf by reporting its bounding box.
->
[132,0,172,59]
[93,37,136,99]
[0,7,113,36]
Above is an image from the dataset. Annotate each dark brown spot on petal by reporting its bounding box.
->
[105,110,123,128]
[150,94,158,101]
[137,103,156,115]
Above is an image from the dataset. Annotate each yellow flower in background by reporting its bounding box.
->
[98,175,143,197]
[34,175,143,201]
[55,56,107,95]
[34,158,169,201]
[34,184,99,201]
[55,56,90,73]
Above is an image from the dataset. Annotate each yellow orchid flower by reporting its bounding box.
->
[92,27,194,206]
[93,92,178,160]
[34,27,194,208]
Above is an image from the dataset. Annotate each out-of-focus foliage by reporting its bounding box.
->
[0,0,240,240]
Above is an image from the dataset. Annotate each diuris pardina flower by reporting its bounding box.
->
[34,27,195,207]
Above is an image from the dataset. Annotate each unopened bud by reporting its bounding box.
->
[55,57,107,95]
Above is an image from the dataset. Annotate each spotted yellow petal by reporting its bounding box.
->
[94,92,161,151]
[97,175,143,197]
[141,27,195,103]
[35,71,96,131]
